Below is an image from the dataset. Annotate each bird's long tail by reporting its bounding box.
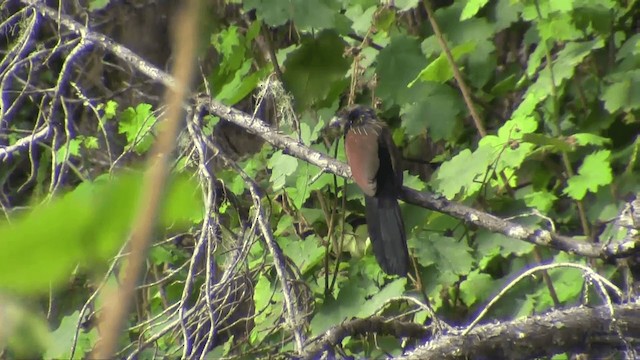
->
[364,195,409,276]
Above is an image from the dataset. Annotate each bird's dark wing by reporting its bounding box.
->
[364,139,409,276]
[378,126,403,189]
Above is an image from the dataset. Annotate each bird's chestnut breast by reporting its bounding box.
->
[345,130,380,197]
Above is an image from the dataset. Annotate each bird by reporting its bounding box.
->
[331,104,409,276]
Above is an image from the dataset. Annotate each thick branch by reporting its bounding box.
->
[302,303,640,359]
[401,302,640,359]
[401,188,634,258]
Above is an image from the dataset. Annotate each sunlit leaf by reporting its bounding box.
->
[410,42,476,85]
[118,103,157,154]
[564,150,613,200]
[460,0,490,20]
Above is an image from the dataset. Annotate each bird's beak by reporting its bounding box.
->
[329,115,345,128]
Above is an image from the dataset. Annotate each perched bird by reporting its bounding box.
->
[331,104,409,276]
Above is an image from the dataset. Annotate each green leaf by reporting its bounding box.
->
[476,230,534,266]
[267,150,299,190]
[601,71,640,113]
[310,276,377,335]
[4,300,51,358]
[374,7,396,32]
[290,167,313,209]
[282,31,349,109]
[410,42,476,85]
[459,271,496,306]
[549,0,574,12]
[45,311,97,359]
[494,0,522,31]
[376,35,428,105]
[514,39,604,119]
[523,190,558,213]
[0,172,202,293]
[103,100,118,120]
[357,278,407,317]
[243,0,289,27]
[401,87,462,140]
[546,265,584,304]
[161,175,204,225]
[55,138,82,164]
[496,116,538,140]
[522,133,573,152]
[394,0,419,11]
[513,294,537,319]
[460,0,490,20]
[149,246,174,265]
[403,172,426,191]
[433,146,493,199]
[281,235,325,274]
[537,14,582,42]
[118,103,157,154]
[252,274,283,344]
[616,34,640,61]
[211,25,245,73]
[202,115,219,136]
[290,0,339,30]
[491,74,518,97]
[244,0,338,29]
[564,150,612,200]
[88,0,110,11]
[414,233,474,277]
[478,116,538,173]
[429,6,497,87]
[216,61,271,105]
[345,5,377,35]
[82,136,99,150]
[571,133,611,147]
[553,39,605,82]
[210,24,271,106]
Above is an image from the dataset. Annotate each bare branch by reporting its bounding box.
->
[0,125,51,160]
[190,113,308,354]
[20,0,176,90]
[302,316,432,360]
[401,302,640,360]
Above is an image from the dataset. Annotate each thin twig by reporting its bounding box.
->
[421,0,486,137]
[462,262,623,335]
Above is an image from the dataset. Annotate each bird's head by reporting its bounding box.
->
[329,104,377,131]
